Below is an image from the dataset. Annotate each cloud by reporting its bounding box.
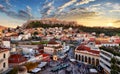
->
[113,20,120,23]
[91,4,101,7]
[107,3,120,10]
[58,0,77,12]
[40,0,54,18]
[0,4,7,12]
[8,6,33,20]
[43,1,53,9]
[104,3,120,13]
[52,7,98,19]
[87,3,103,14]
[26,5,32,16]
[0,4,33,20]
[0,4,4,9]
[4,0,12,7]
[110,10,120,12]
[76,0,95,6]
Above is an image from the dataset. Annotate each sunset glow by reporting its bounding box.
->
[0,0,120,27]
[107,23,113,27]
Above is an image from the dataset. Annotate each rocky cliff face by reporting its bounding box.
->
[22,18,78,28]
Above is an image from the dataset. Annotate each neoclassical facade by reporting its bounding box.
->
[75,45,100,66]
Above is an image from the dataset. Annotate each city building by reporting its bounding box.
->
[0,47,10,73]
[2,39,11,48]
[9,54,27,67]
[75,45,100,66]
[99,49,113,74]
[44,40,62,55]
[100,46,120,74]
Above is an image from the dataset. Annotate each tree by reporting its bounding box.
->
[111,57,116,64]
[24,62,39,71]
[111,57,120,74]
[33,31,38,35]
[7,67,18,74]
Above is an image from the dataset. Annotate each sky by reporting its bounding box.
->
[0,0,120,28]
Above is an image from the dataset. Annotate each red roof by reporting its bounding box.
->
[89,38,95,42]
[0,47,9,53]
[48,40,58,44]
[114,39,120,44]
[76,45,100,54]
[9,54,27,63]
[95,40,101,44]
[42,54,49,57]
[38,50,44,54]
[42,54,50,62]
[60,36,69,41]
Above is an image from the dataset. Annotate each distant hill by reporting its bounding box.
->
[22,19,120,36]
[22,18,78,29]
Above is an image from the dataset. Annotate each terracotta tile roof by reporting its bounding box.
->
[9,54,27,63]
[48,40,58,44]
[76,45,100,54]
[38,50,44,54]
[95,40,101,44]
[0,47,9,53]
[114,39,120,44]
[42,54,50,62]
[42,54,49,57]
[89,38,95,42]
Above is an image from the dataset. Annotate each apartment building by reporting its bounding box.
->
[100,49,113,74]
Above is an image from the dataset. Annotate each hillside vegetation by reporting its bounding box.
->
[24,21,120,36]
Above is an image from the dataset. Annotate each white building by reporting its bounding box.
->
[101,42,119,47]
[100,49,113,74]
[11,35,21,41]
[0,48,10,73]
[44,40,62,55]
[2,40,10,48]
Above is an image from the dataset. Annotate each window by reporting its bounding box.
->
[76,54,78,60]
[3,54,6,58]
[85,56,87,62]
[3,62,6,68]
[92,58,95,65]
[88,57,91,64]
[96,59,99,66]
[79,55,81,61]
[82,55,84,62]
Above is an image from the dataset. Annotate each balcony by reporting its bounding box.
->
[100,58,111,67]
[100,62,110,73]
[100,53,111,61]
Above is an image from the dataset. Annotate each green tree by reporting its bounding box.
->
[33,31,38,35]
